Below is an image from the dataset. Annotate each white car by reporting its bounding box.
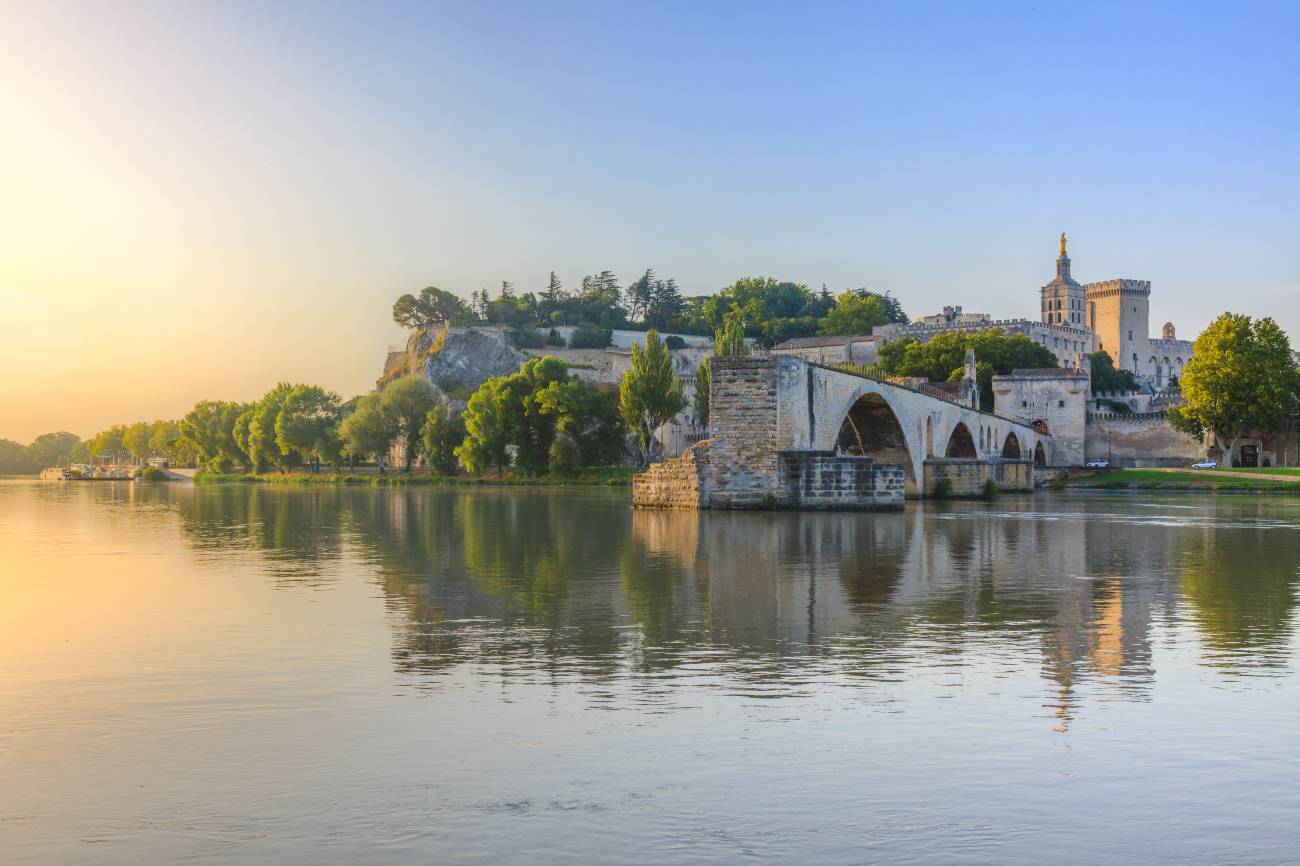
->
[1085,459,1110,469]
[1191,459,1218,469]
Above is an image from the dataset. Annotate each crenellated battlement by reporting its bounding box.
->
[1084,278,1151,297]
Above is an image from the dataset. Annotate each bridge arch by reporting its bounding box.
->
[1002,431,1022,460]
[833,390,919,497]
[944,422,978,459]
[1034,441,1047,467]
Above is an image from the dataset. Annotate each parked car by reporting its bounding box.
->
[1191,459,1218,469]
[1085,459,1111,470]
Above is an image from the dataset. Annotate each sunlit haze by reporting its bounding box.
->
[2,1,1297,442]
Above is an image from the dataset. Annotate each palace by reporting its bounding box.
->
[873,235,1194,390]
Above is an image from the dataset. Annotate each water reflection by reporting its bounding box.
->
[149,485,1300,709]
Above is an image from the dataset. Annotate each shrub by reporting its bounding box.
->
[931,476,952,499]
[546,328,566,347]
[1049,473,1067,492]
[138,466,169,482]
[664,335,687,350]
[508,328,546,349]
[569,323,613,349]
[982,478,1000,499]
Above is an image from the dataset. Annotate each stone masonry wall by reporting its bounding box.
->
[777,452,904,509]
[1084,414,1202,466]
[631,442,711,508]
[922,460,1034,496]
[706,357,783,507]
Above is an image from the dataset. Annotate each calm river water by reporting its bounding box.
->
[2,479,1299,864]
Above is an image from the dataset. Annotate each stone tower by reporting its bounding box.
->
[1040,233,1085,326]
[1162,322,1175,339]
[1085,278,1151,377]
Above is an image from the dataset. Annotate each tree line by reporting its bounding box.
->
[392,272,908,347]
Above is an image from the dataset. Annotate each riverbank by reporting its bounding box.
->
[1067,467,1300,493]
[193,467,641,487]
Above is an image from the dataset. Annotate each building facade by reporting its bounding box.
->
[875,234,1192,390]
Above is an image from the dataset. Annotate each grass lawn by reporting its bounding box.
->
[1214,466,1300,476]
[1071,467,1300,491]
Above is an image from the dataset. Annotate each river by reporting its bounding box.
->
[2,479,1299,864]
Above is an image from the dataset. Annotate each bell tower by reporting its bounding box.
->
[1040,233,1085,327]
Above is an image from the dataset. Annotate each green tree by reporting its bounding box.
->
[0,439,27,474]
[535,378,626,474]
[180,401,251,471]
[1087,351,1139,394]
[148,420,180,463]
[878,329,1058,410]
[89,425,127,466]
[276,385,342,471]
[714,311,749,357]
[247,384,298,472]
[381,375,440,471]
[392,286,475,330]
[619,329,686,463]
[22,431,82,472]
[818,290,906,336]
[693,357,711,429]
[339,392,395,473]
[455,357,619,476]
[123,421,153,464]
[420,403,467,474]
[455,378,511,476]
[702,277,827,346]
[1168,313,1300,466]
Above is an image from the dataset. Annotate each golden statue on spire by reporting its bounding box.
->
[1059,232,1068,257]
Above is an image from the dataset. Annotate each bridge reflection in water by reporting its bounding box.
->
[144,484,1300,728]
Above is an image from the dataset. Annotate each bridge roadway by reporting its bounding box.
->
[634,356,1054,508]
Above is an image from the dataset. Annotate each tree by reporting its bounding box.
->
[180,401,251,471]
[1087,351,1139,394]
[456,357,621,476]
[392,286,475,331]
[646,276,685,330]
[878,329,1058,410]
[123,421,153,464]
[534,378,626,474]
[276,385,342,471]
[22,431,81,472]
[1168,313,1300,466]
[456,376,511,477]
[148,420,181,463]
[0,439,26,474]
[818,290,906,336]
[715,311,749,357]
[701,277,825,346]
[420,403,467,474]
[625,269,655,324]
[539,271,569,324]
[339,392,394,473]
[381,375,439,471]
[89,425,127,466]
[619,329,686,463]
[247,383,298,472]
[693,357,711,430]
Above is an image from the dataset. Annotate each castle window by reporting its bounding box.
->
[1058,400,1065,408]
[1128,330,1133,341]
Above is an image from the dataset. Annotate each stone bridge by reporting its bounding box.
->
[633,356,1052,509]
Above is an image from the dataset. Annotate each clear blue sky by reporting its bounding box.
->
[2,0,1298,439]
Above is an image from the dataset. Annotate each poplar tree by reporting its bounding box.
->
[619,329,686,463]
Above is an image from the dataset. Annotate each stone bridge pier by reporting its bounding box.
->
[632,356,1053,509]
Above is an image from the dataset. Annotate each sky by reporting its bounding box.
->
[1,0,1297,443]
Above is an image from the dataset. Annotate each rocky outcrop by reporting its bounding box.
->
[419,328,525,394]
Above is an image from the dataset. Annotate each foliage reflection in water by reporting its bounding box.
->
[2,481,1299,865]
